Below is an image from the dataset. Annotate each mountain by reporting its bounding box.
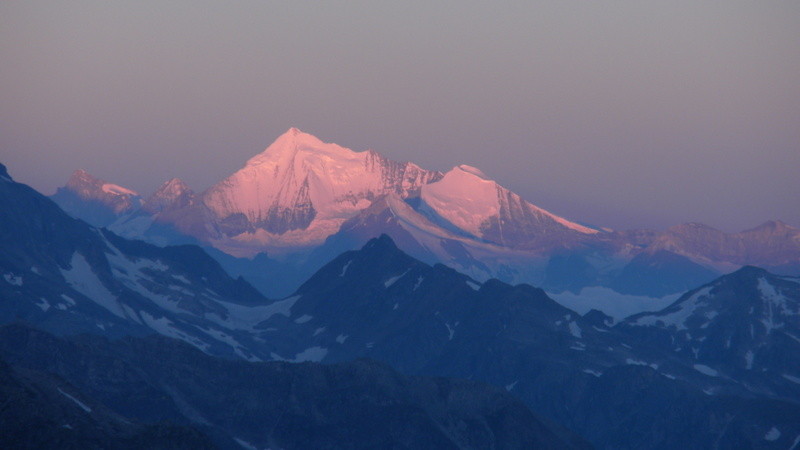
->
[191,127,442,255]
[130,130,599,257]
[302,193,544,287]
[623,266,800,400]
[246,235,800,448]
[607,249,720,297]
[419,164,597,248]
[0,323,587,449]
[110,177,205,247]
[141,177,195,214]
[5,160,800,447]
[0,162,288,361]
[0,355,214,449]
[2,163,588,448]
[51,169,141,227]
[647,221,800,273]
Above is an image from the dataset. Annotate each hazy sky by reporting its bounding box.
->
[1,1,798,231]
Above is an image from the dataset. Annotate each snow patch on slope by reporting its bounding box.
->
[633,286,713,330]
[61,253,125,318]
[292,346,328,362]
[101,183,138,196]
[764,427,780,441]
[384,270,409,288]
[693,364,719,377]
[58,388,92,413]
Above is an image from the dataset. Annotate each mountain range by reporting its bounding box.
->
[51,128,800,301]
[1,162,586,448]
[4,161,800,448]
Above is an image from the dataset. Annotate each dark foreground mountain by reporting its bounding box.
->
[0,323,586,449]
[0,356,213,449]
[622,266,800,401]
[258,235,800,448]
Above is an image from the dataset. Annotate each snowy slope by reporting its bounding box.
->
[200,127,441,253]
[420,165,597,248]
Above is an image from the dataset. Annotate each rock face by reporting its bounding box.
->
[51,169,141,227]
[0,324,587,450]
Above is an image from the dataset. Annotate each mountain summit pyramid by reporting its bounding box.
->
[201,127,442,247]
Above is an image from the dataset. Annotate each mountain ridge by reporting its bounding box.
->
[44,128,800,298]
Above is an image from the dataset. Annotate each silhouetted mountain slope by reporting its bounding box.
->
[0,356,214,449]
[0,323,587,449]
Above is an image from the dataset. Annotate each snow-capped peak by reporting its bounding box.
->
[244,127,349,168]
[66,169,139,198]
[66,169,100,190]
[51,169,141,219]
[141,177,195,214]
[455,164,490,180]
[199,129,442,251]
[420,165,597,243]
[69,168,94,182]
[420,166,501,238]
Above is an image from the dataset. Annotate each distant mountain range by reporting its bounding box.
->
[3,161,800,448]
[50,128,800,299]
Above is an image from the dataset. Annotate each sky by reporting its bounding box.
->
[1,1,798,232]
